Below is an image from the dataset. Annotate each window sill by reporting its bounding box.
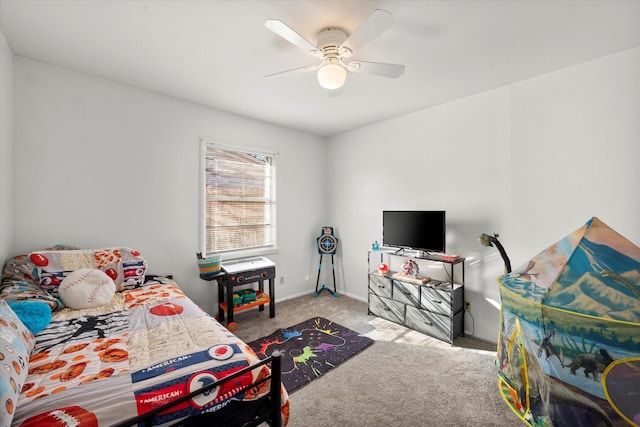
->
[209,247,278,262]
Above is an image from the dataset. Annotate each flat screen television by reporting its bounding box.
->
[382,210,446,253]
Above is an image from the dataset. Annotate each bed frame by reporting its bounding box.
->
[113,351,283,427]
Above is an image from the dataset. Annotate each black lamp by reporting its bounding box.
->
[479,233,512,273]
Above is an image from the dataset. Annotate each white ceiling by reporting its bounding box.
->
[1,0,639,137]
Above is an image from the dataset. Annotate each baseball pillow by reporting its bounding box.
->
[58,269,116,310]
[29,247,147,297]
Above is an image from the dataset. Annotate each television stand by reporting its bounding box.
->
[367,249,465,345]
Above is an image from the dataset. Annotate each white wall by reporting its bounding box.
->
[0,30,12,263]
[12,58,326,313]
[327,47,640,342]
[9,47,640,342]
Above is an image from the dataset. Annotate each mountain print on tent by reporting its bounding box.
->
[495,217,640,427]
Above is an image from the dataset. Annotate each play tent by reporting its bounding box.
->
[496,217,640,426]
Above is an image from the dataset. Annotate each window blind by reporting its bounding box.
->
[203,144,276,254]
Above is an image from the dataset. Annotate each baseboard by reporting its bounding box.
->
[341,292,367,303]
[277,289,367,304]
[464,330,498,344]
[277,289,316,302]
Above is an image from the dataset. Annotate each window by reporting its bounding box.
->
[202,142,276,256]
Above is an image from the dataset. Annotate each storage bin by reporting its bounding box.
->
[198,254,222,278]
[242,289,256,303]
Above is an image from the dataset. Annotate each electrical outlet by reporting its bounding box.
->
[280,276,285,285]
[465,301,472,313]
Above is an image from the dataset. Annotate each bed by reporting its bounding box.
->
[0,246,289,427]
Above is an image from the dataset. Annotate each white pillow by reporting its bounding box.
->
[59,268,116,309]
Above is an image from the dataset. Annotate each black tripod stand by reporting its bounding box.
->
[314,226,338,297]
[315,253,337,297]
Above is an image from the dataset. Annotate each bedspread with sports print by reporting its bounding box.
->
[11,280,289,426]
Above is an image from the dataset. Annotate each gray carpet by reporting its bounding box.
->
[233,293,522,427]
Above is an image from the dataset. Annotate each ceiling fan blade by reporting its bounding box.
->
[265,19,320,56]
[265,64,321,78]
[341,9,394,52]
[347,61,405,78]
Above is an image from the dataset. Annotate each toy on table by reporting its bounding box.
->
[377,263,389,275]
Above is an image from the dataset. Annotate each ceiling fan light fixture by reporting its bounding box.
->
[317,63,347,90]
[265,10,403,89]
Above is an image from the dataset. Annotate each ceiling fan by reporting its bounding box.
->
[265,9,405,90]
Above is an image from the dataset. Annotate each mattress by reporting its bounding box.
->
[11,278,289,426]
